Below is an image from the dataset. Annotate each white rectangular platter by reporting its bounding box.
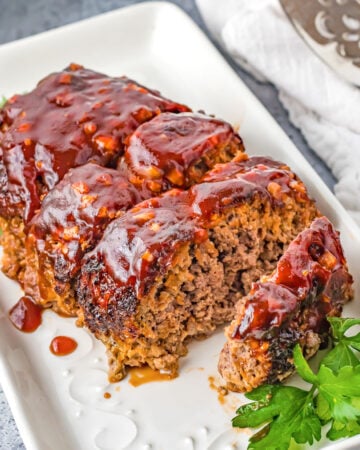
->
[0,2,359,449]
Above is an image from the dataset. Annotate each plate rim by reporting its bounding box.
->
[0,2,359,449]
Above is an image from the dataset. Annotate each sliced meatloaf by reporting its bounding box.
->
[218,216,353,393]
[119,112,244,193]
[23,163,150,316]
[0,64,189,282]
[77,156,318,382]
[23,116,244,316]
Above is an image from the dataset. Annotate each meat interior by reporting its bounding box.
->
[79,196,317,381]
[218,217,353,393]
[0,216,26,284]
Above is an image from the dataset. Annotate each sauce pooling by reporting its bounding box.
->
[49,336,78,356]
[8,296,43,332]
[128,366,176,387]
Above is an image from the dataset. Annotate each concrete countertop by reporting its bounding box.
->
[0,1,334,448]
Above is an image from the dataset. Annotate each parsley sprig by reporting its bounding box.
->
[232,317,360,449]
[0,95,7,108]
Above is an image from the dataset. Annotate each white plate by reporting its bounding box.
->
[0,2,359,450]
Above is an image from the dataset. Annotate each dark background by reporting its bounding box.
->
[0,0,334,448]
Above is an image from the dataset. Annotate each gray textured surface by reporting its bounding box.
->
[0,1,335,449]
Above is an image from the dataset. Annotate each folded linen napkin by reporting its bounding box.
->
[196,0,360,226]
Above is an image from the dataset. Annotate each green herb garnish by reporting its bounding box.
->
[232,317,360,449]
[0,95,7,108]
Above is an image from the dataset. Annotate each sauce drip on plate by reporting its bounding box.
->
[8,296,43,332]
[128,366,176,387]
[50,336,78,356]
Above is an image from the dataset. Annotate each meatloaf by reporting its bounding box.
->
[119,112,244,193]
[0,63,189,282]
[77,156,318,382]
[218,216,353,393]
[23,115,244,316]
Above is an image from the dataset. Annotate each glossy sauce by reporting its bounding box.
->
[82,156,311,313]
[128,366,177,387]
[8,296,43,332]
[195,156,309,220]
[0,64,189,222]
[28,163,150,287]
[232,217,352,340]
[123,112,243,192]
[49,336,78,356]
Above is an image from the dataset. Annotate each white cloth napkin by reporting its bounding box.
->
[196,0,360,226]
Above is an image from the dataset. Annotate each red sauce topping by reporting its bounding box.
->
[0,64,189,222]
[87,189,202,304]
[81,157,310,309]
[232,217,352,340]
[8,296,43,332]
[28,163,151,286]
[123,112,243,192]
[191,160,300,221]
[49,336,78,356]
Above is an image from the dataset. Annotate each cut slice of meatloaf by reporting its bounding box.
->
[218,216,353,393]
[23,163,150,316]
[23,123,244,317]
[0,64,189,282]
[119,112,244,193]
[77,156,318,382]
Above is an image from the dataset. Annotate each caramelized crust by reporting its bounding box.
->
[218,217,353,393]
[0,64,189,223]
[24,163,150,315]
[77,156,318,380]
[121,112,244,193]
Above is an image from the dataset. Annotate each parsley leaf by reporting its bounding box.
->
[321,339,359,373]
[322,317,360,373]
[328,317,360,352]
[0,95,7,108]
[328,317,360,340]
[293,339,360,438]
[327,419,360,440]
[316,365,360,423]
[232,384,321,450]
[293,344,318,384]
[232,317,360,449]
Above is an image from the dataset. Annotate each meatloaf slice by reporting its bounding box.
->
[0,64,189,282]
[23,163,150,316]
[77,156,318,382]
[218,216,353,393]
[119,112,244,193]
